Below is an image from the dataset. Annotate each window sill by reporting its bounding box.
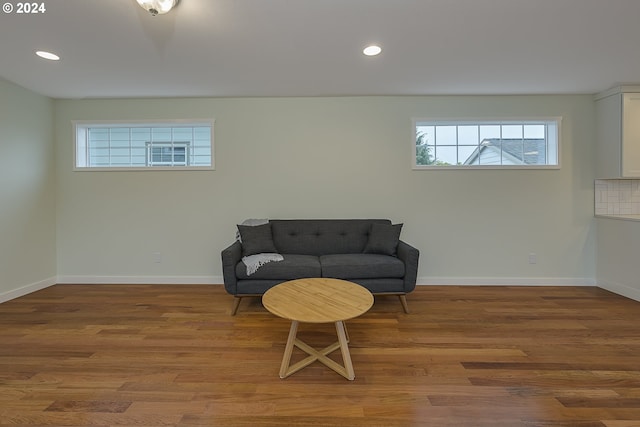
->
[412,165,560,170]
[595,214,640,222]
[73,166,214,172]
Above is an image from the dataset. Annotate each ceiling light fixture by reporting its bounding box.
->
[363,45,382,56]
[136,0,179,16]
[36,50,60,61]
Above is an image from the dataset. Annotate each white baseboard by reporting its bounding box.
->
[7,276,633,305]
[597,279,640,302]
[56,275,224,285]
[417,276,597,286]
[58,276,596,287]
[0,276,57,303]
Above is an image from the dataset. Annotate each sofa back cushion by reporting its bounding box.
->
[270,219,391,256]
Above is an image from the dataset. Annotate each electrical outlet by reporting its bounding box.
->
[152,252,162,263]
[528,253,537,264]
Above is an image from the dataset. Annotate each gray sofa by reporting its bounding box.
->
[221,219,419,315]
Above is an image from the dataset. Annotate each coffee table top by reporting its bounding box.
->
[262,278,374,323]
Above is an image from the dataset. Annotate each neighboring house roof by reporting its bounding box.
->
[463,138,546,165]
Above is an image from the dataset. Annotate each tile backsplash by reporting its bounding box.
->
[595,179,640,215]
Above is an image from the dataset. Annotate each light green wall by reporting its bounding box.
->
[54,95,597,284]
[0,78,56,300]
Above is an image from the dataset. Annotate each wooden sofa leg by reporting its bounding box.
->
[398,295,409,314]
[231,297,242,316]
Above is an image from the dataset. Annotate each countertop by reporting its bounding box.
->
[595,214,640,222]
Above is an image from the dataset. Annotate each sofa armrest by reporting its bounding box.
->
[397,240,419,293]
[221,240,242,295]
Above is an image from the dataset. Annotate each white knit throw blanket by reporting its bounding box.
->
[242,253,284,276]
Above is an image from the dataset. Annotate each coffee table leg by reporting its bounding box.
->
[335,321,355,380]
[279,320,357,380]
[280,320,298,379]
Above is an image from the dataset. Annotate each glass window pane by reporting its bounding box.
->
[479,146,502,165]
[502,125,523,139]
[434,146,457,165]
[435,126,457,146]
[524,125,545,139]
[479,125,500,141]
[458,146,477,164]
[152,128,172,141]
[416,125,435,148]
[458,126,479,146]
[172,128,192,140]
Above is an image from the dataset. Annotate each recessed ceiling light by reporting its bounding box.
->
[363,45,382,56]
[136,0,179,16]
[36,51,60,61]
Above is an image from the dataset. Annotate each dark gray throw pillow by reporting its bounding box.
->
[363,223,403,255]
[237,223,278,257]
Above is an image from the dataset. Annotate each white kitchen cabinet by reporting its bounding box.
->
[595,86,640,178]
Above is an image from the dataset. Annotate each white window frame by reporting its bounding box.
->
[73,119,214,171]
[412,117,561,170]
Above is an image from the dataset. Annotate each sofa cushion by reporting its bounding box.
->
[320,254,405,279]
[364,223,403,256]
[237,223,278,257]
[270,219,391,256]
[235,254,321,280]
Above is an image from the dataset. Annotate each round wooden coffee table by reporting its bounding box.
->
[262,278,374,380]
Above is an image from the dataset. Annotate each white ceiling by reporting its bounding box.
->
[1,0,640,99]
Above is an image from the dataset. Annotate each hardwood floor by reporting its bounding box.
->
[1,284,640,427]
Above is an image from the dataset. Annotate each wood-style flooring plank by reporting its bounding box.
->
[1,284,640,426]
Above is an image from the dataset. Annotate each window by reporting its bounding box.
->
[413,119,560,169]
[74,120,213,170]
[147,142,188,166]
